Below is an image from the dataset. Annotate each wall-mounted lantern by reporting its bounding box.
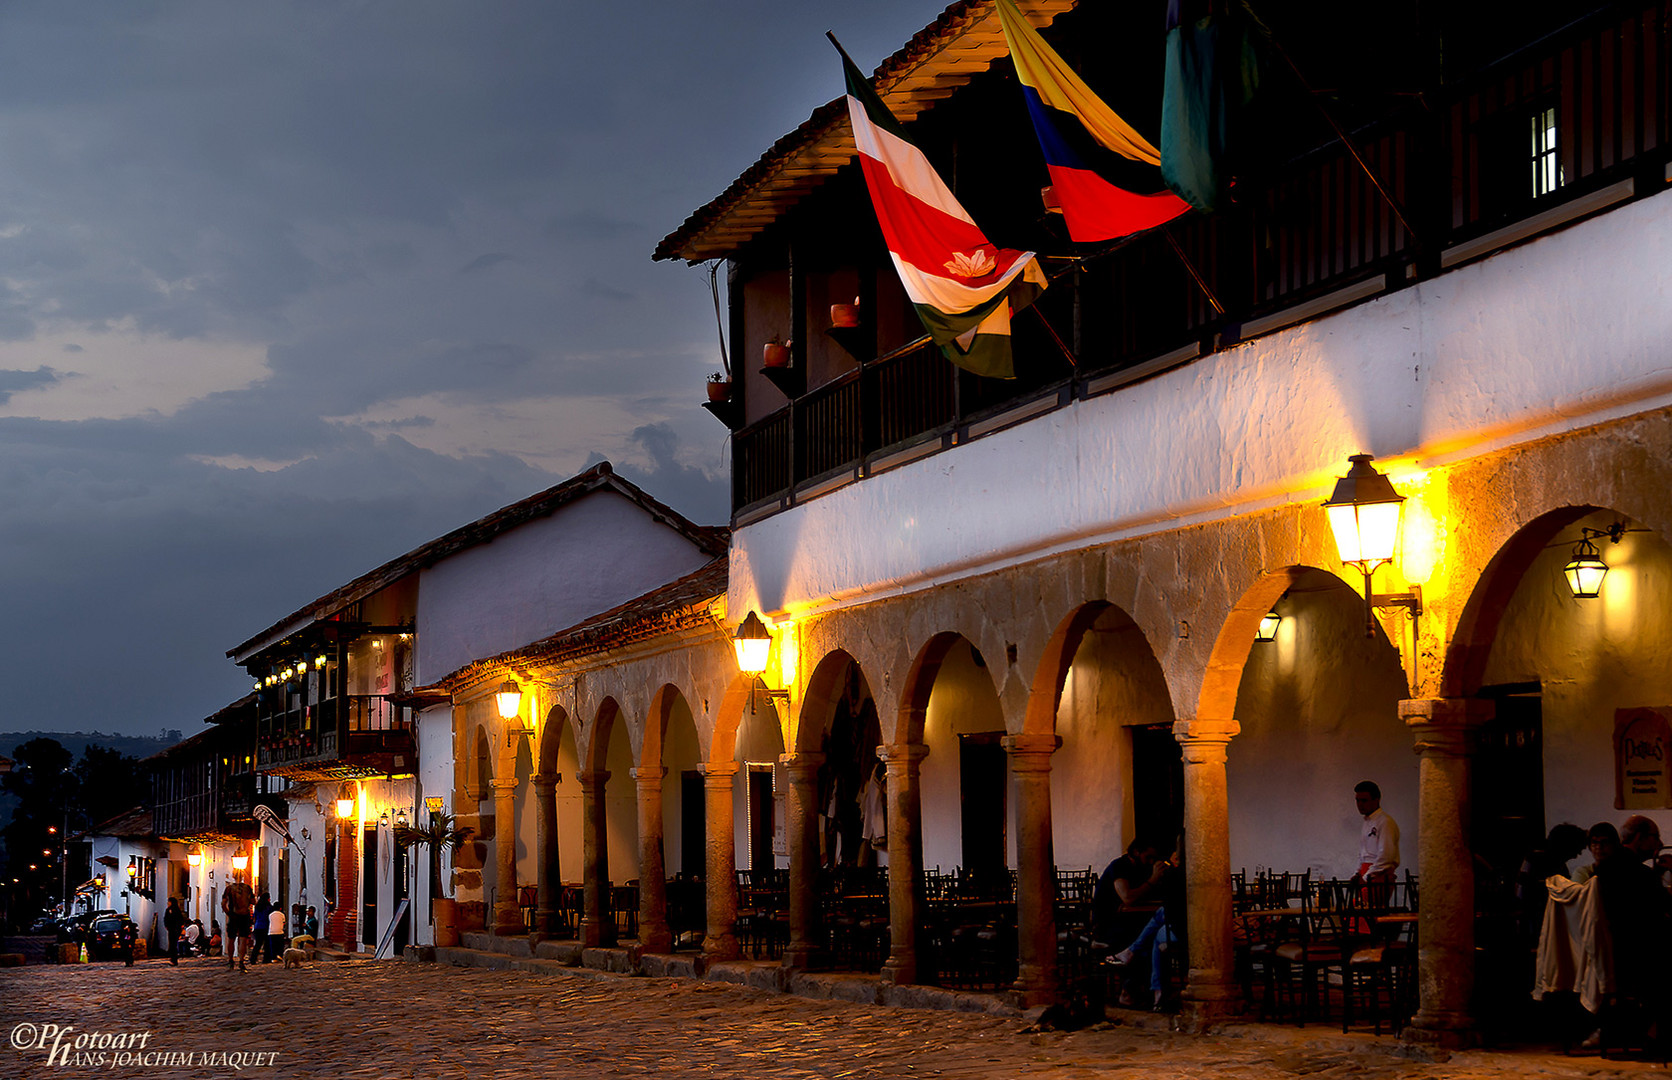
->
[1323,454,1423,636]
[733,611,772,674]
[1563,522,1626,598]
[1255,610,1281,643]
[336,797,355,820]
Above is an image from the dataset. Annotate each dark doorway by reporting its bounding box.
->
[1131,723,1185,852]
[748,766,774,872]
[1473,682,1545,883]
[959,734,1007,874]
[681,770,705,876]
[361,826,378,947]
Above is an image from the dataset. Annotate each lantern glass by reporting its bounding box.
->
[1325,498,1403,570]
[424,796,444,815]
[733,611,772,674]
[187,852,202,867]
[1256,610,1281,642]
[1564,552,1608,598]
[231,854,249,872]
[495,679,522,721]
[336,797,355,820]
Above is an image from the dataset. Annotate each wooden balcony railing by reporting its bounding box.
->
[731,0,1672,517]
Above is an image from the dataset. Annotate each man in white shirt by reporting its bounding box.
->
[1352,780,1400,884]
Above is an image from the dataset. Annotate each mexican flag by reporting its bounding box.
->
[836,37,1046,379]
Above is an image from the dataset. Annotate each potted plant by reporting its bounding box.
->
[394,811,474,948]
[830,298,861,328]
[762,338,791,368]
[706,371,731,402]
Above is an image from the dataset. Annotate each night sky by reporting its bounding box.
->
[0,1,948,739]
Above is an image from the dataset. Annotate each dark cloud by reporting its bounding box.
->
[459,253,515,275]
[0,0,948,737]
[0,366,64,403]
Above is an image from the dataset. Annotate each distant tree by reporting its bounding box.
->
[76,744,146,830]
[0,738,79,923]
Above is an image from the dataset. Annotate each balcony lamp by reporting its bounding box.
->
[425,796,444,815]
[336,797,355,820]
[1323,455,1423,637]
[378,811,390,828]
[1255,610,1281,643]
[733,611,772,674]
[395,808,409,828]
[231,853,248,872]
[187,850,202,868]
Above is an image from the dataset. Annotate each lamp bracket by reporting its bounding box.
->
[1370,583,1423,617]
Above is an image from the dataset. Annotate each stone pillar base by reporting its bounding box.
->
[639,928,673,954]
[1008,963,1057,1009]
[702,932,739,962]
[1402,1013,1479,1049]
[880,957,917,986]
[781,943,817,970]
[578,917,614,949]
[491,904,522,937]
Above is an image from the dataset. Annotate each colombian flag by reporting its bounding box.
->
[836,36,1046,380]
[997,0,1189,243]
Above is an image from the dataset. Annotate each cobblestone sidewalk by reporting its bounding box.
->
[0,956,1664,1079]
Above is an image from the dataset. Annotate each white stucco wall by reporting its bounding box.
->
[1481,509,1672,851]
[416,491,712,684]
[731,189,1672,619]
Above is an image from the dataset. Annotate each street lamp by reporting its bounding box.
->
[1323,455,1423,636]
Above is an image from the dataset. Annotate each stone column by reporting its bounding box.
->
[879,743,929,986]
[532,772,561,938]
[701,761,741,961]
[633,766,671,953]
[1174,717,1242,1022]
[1003,733,1062,1007]
[1400,697,1489,1047]
[578,769,614,948]
[779,751,824,969]
[489,777,522,937]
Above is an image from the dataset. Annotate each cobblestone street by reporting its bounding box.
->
[0,956,1664,1080]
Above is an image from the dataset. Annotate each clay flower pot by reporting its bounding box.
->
[830,302,860,328]
[762,342,791,368]
[706,376,731,403]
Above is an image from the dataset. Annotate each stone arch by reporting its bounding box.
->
[896,632,995,748]
[536,703,572,777]
[1030,601,1177,866]
[1194,567,1311,723]
[1223,566,1413,879]
[708,671,768,766]
[471,725,493,801]
[1439,505,1601,699]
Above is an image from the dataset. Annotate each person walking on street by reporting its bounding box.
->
[252,892,271,963]
[163,898,185,966]
[220,875,255,972]
[265,904,286,963]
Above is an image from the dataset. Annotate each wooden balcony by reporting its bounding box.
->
[257,694,416,781]
[730,0,1670,519]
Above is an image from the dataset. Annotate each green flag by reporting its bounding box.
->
[1160,1,1263,213]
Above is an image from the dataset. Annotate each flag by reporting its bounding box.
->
[834,36,1046,379]
[1160,0,1264,213]
[995,0,1189,243]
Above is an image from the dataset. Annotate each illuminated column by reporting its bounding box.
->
[633,766,672,953]
[1175,717,1242,1021]
[1004,733,1061,1007]
[489,778,521,937]
[578,769,614,948]
[880,743,929,986]
[701,761,741,961]
[779,751,824,969]
[532,772,560,937]
[1401,697,1489,1046]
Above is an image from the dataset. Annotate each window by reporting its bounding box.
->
[1530,105,1560,197]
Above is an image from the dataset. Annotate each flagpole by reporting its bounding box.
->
[1161,228,1225,317]
[1244,3,1422,247]
[1028,304,1077,370]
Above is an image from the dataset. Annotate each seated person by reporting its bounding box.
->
[1573,822,1621,884]
[1111,850,1184,1011]
[291,905,320,952]
[207,921,223,957]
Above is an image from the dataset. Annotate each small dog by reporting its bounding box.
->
[282,947,307,970]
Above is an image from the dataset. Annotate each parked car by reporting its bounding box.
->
[88,915,137,964]
[55,909,119,944]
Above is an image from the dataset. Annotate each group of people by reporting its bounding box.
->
[158,882,320,969]
[1091,779,1400,1011]
[1524,814,1671,1048]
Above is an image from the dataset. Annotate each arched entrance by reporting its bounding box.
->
[638,684,705,952]
[533,706,581,939]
